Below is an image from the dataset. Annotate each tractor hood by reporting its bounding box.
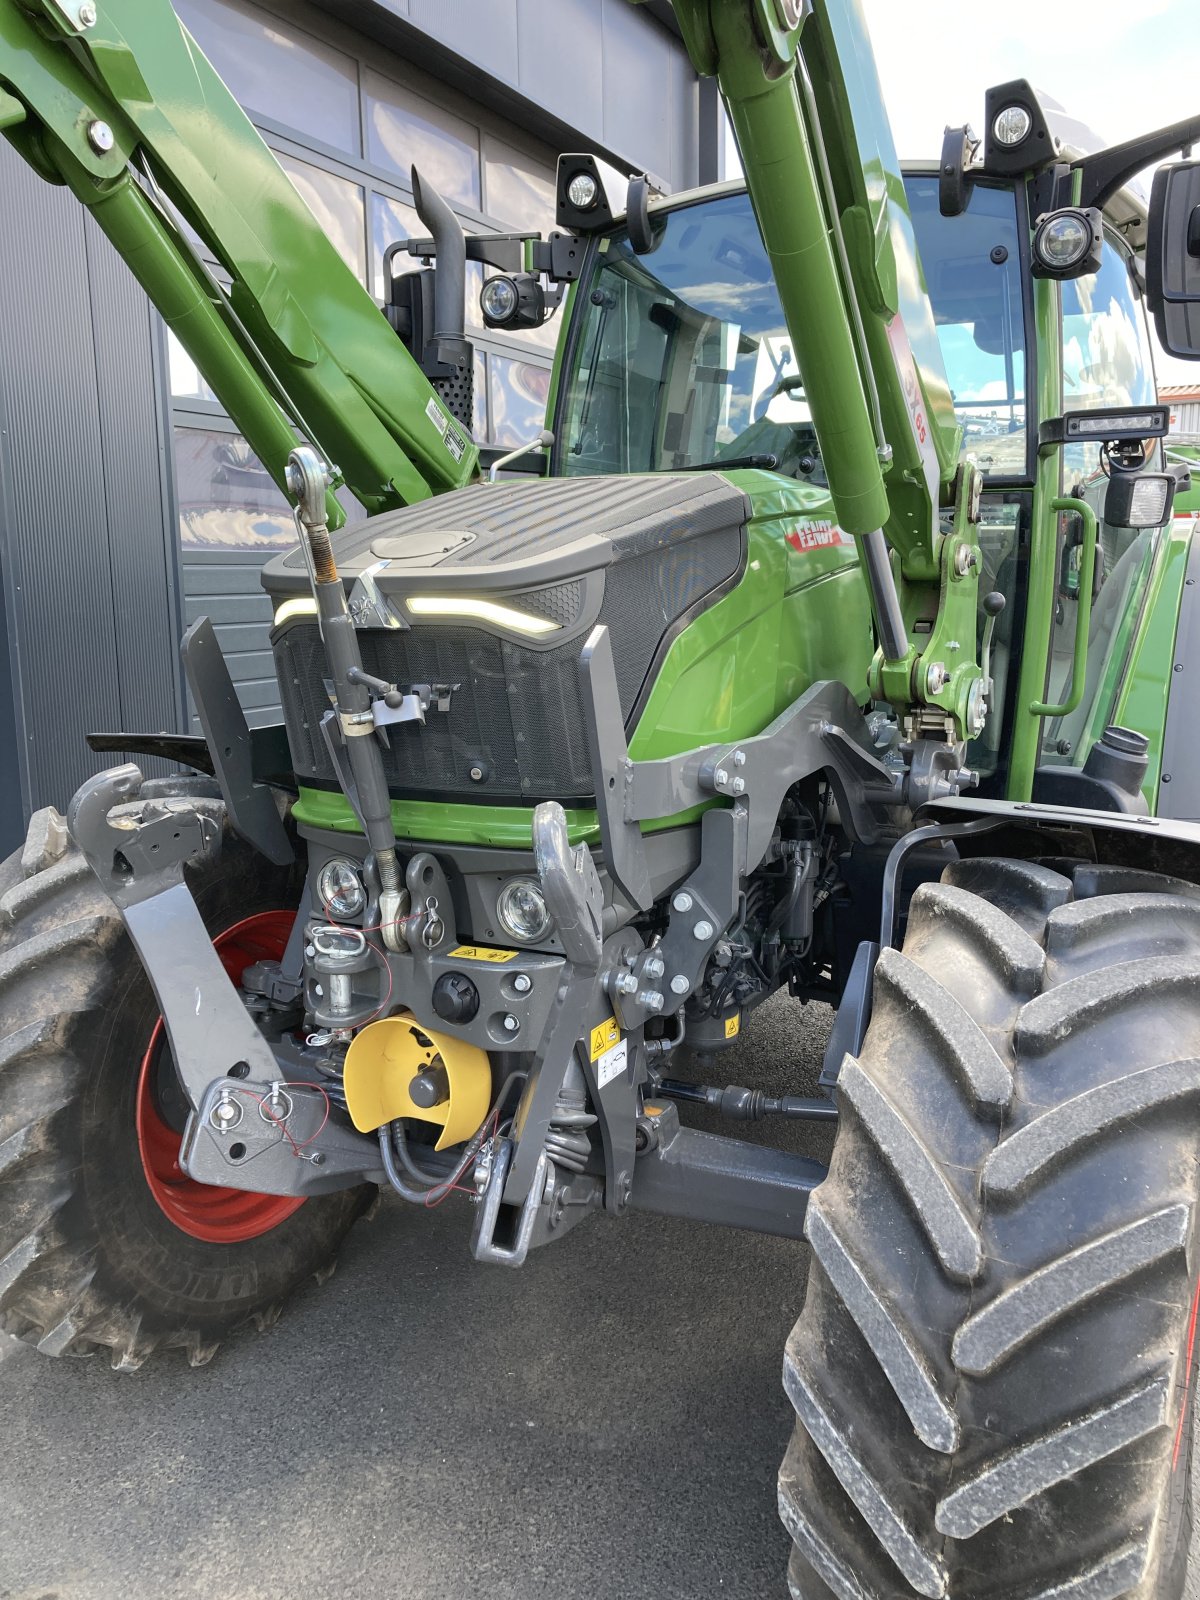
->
[263,472,749,806]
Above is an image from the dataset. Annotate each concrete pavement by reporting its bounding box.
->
[0,994,1194,1599]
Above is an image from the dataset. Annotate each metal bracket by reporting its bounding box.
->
[183,1075,383,1196]
[182,617,293,866]
[471,1139,551,1267]
[629,1101,824,1240]
[579,624,899,908]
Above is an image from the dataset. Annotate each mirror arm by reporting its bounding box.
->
[1077,114,1200,212]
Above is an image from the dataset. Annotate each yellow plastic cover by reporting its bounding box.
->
[343,1015,491,1149]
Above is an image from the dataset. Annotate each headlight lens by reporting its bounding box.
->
[1036,211,1090,272]
[317,858,366,920]
[496,878,552,943]
[992,104,1032,146]
[480,275,520,325]
[567,171,599,210]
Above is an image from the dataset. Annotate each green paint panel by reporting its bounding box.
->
[1112,523,1194,809]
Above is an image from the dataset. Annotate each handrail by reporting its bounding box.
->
[1029,496,1098,717]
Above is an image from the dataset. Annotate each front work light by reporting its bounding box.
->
[1031,207,1102,279]
[318,857,367,921]
[567,171,599,210]
[480,272,547,330]
[992,104,1032,147]
[496,879,552,944]
[1104,472,1176,529]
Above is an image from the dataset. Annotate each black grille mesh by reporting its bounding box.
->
[275,521,742,802]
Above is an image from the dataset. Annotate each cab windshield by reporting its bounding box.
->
[557,189,821,482]
[557,179,1032,483]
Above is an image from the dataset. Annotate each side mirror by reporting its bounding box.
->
[1147,160,1200,358]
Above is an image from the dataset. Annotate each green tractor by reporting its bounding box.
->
[4,1,1200,1595]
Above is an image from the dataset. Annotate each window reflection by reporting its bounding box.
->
[474,349,489,440]
[277,153,366,282]
[488,355,550,446]
[168,332,218,404]
[364,69,480,211]
[483,137,556,233]
[174,0,360,155]
[174,428,294,550]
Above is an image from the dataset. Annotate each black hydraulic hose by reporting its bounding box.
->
[377,1072,528,1206]
[765,851,805,939]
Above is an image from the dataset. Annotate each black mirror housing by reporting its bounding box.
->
[1147,160,1200,358]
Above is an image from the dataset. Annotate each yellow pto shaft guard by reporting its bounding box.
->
[342,1016,491,1149]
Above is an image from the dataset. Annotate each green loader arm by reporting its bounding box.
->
[0,0,479,524]
[670,0,984,736]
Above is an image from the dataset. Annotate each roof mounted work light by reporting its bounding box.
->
[1031,207,1103,279]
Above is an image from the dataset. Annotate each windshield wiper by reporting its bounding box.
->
[676,452,779,473]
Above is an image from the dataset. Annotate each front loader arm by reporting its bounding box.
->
[670,0,983,738]
[0,0,478,521]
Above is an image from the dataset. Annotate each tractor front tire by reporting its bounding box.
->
[782,857,1200,1600]
[0,803,372,1370]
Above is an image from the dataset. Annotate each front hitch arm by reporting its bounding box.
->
[67,764,381,1197]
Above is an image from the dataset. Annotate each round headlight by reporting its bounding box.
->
[480,275,520,325]
[1034,211,1091,273]
[567,171,599,210]
[317,858,366,921]
[496,878,552,943]
[992,104,1032,147]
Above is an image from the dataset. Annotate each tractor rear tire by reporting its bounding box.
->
[781,857,1200,1600]
[0,802,372,1370]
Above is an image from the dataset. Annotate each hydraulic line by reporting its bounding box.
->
[286,445,408,950]
[378,1073,527,1205]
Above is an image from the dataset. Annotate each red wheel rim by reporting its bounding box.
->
[135,909,306,1243]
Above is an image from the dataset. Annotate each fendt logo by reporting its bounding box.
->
[785,520,851,552]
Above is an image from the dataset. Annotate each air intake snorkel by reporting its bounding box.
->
[285,445,409,951]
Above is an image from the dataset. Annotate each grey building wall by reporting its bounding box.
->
[0,148,184,858]
[0,0,711,857]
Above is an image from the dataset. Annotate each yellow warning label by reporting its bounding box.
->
[589,1015,621,1060]
[724,1012,741,1039]
[448,944,518,964]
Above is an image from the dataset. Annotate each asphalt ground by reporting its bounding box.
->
[0,993,1195,1600]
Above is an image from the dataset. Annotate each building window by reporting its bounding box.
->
[173,0,361,156]
[488,354,552,447]
[174,426,294,551]
[364,68,481,212]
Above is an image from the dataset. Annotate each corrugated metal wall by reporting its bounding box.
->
[0,147,184,856]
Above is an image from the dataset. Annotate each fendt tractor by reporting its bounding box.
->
[3,0,1200,1595]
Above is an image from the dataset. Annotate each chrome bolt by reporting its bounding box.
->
[925,661,949,695]
[638,990,664,1013]
[670,974,690,995]
[612,971,639,996]
[512,972,532,994]
[732,749,746,767]
[501,1013,520,1033]
[954,544,978,577]
[87,120,114,153]
[693,919,714,941]
[672,891,693,913]
[731,777,745,794]
[468,765,484,782]
[77,1,97,24]
[210,1094,242,1132]
[643,955,665,981]
[714,767,729,786]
